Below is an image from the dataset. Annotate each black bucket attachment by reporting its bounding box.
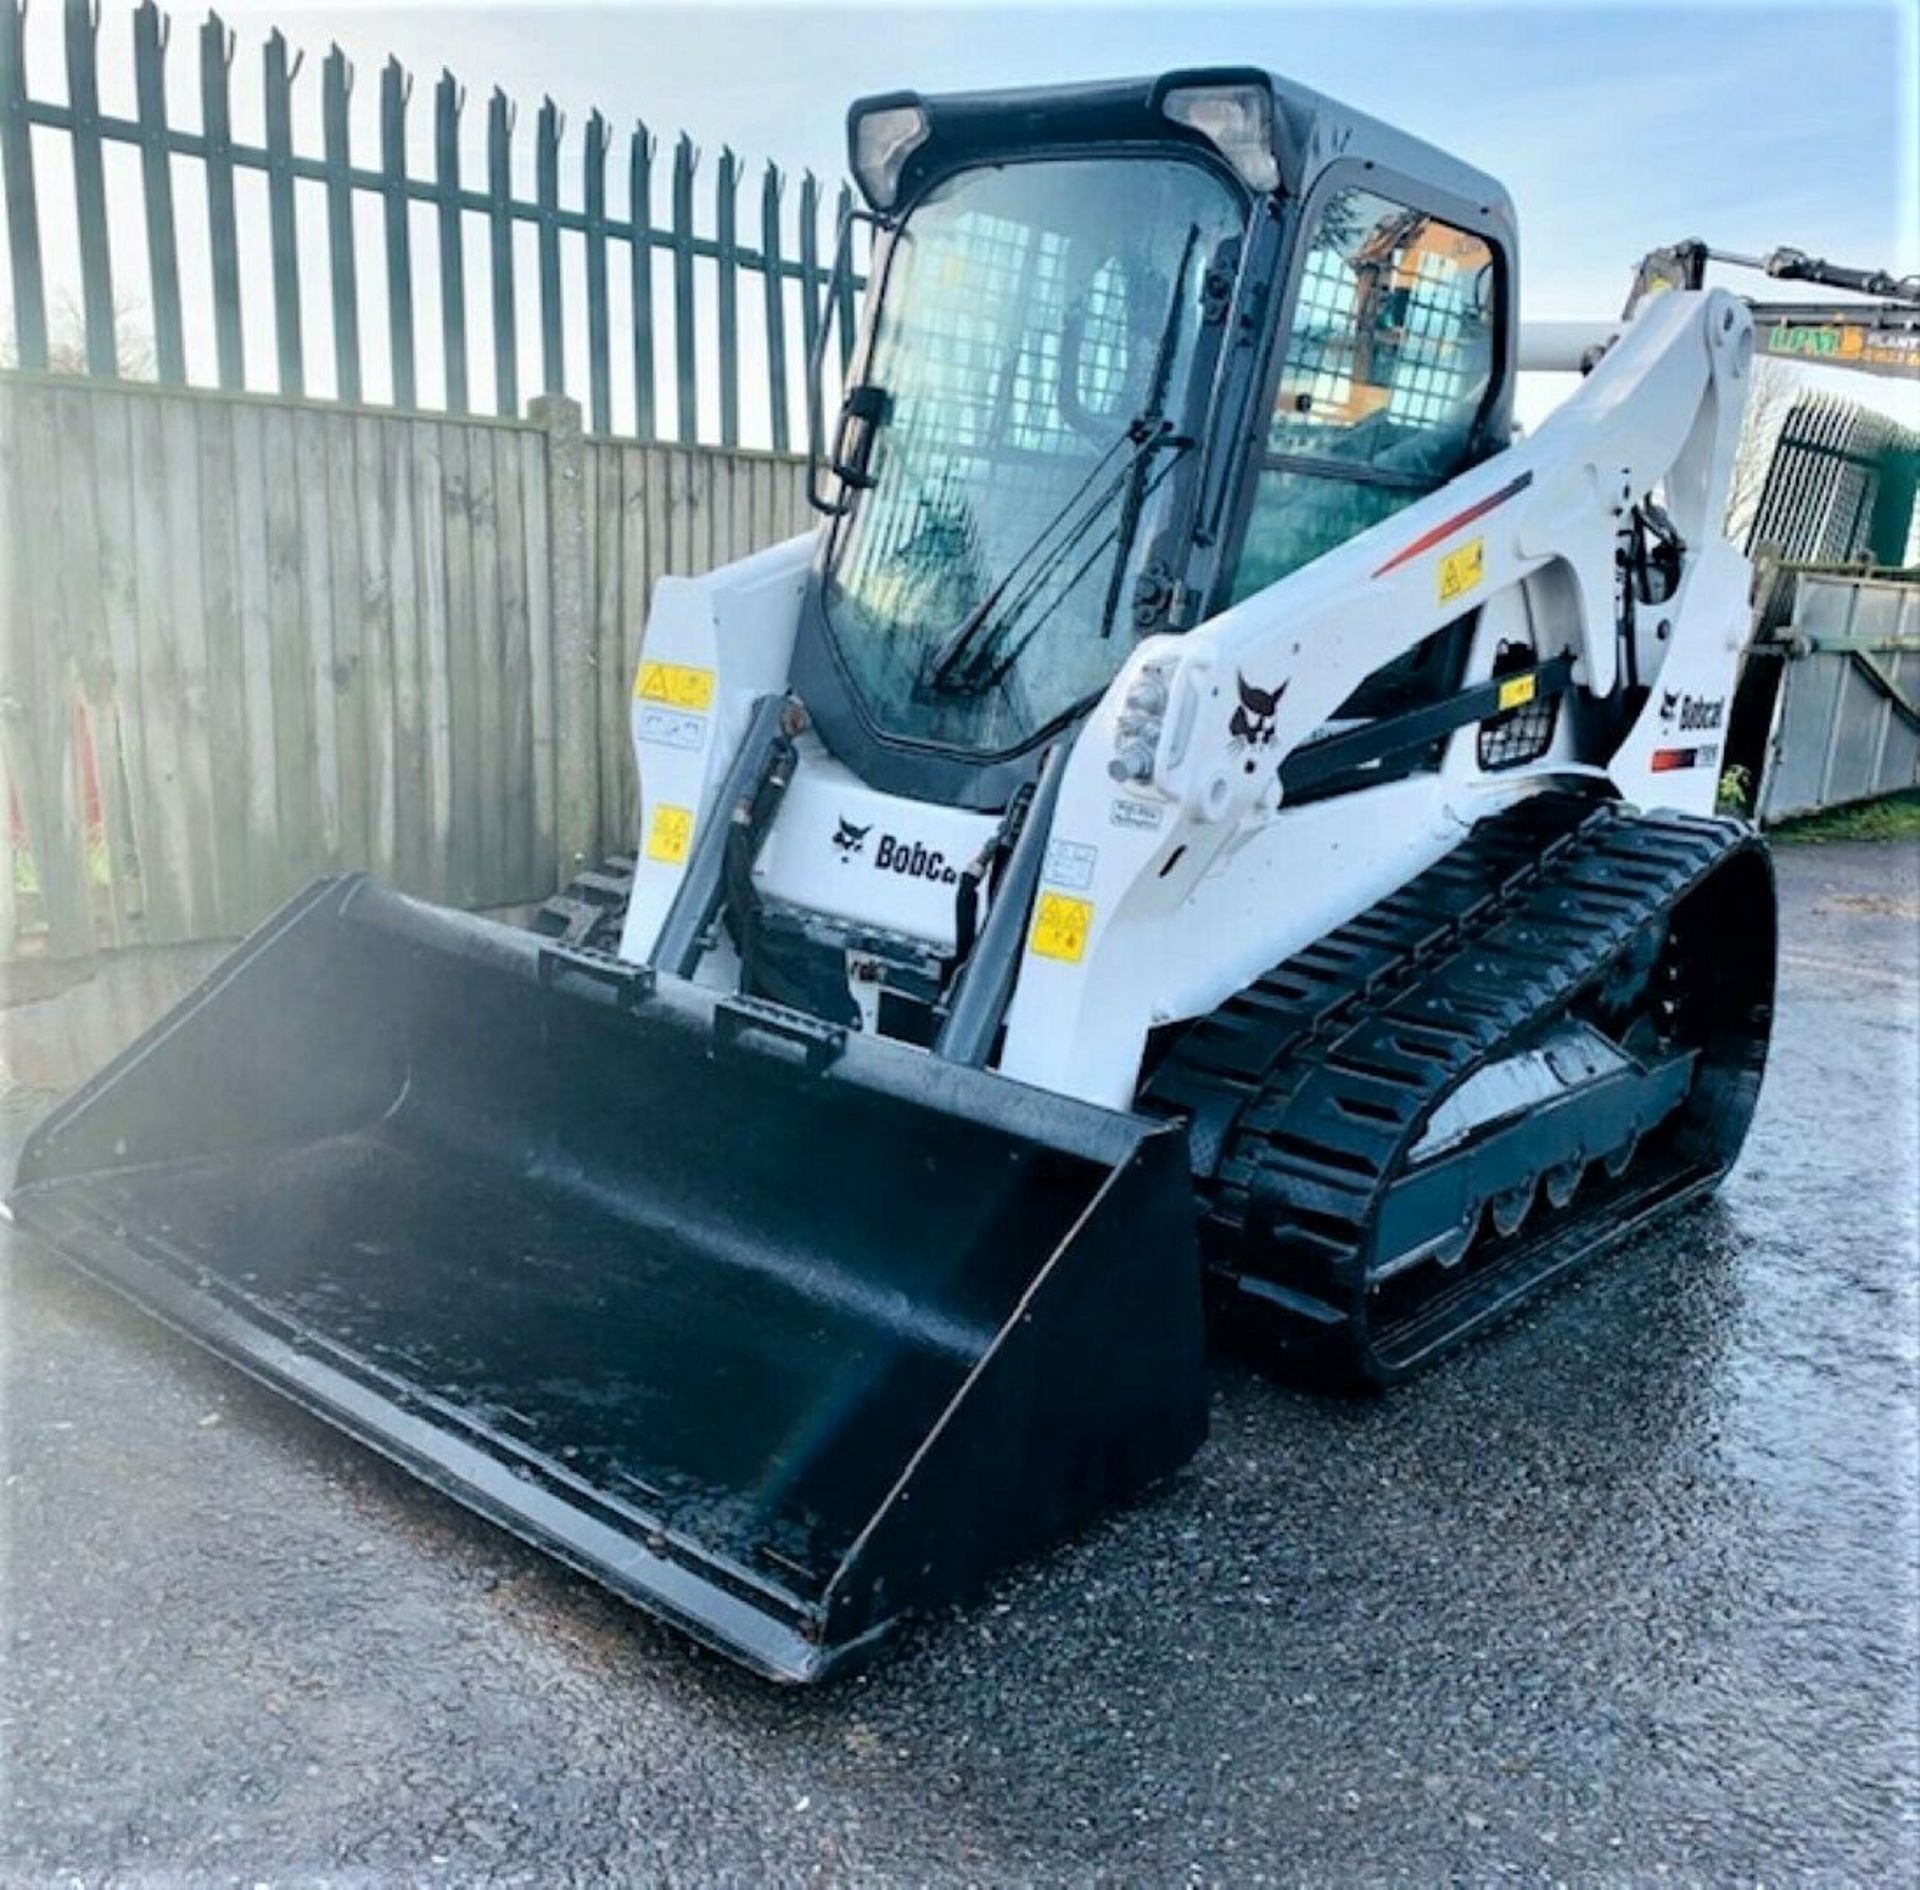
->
[9,879,1205,1681]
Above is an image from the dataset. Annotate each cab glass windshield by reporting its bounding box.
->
[823,155,1245,756]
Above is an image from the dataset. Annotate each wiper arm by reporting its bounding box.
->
[1095,223,1203,641]
[928,418,1181,695]
[925,424,1137,688]
[974,442,1189,694]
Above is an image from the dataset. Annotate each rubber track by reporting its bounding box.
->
[1145,791,1761,1373]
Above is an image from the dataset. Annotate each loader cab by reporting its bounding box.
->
[793,69,1519,811]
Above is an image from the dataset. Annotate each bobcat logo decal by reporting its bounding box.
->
[1660,689,1724,732]
[832,817,871,860]
[1230,674,1288,774]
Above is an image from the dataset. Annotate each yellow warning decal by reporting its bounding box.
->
[634,661,716,711]
[1497,672,1538,712]
[645,804,694,865]
[1029,892,1094,964]
[1437,536,1484,605]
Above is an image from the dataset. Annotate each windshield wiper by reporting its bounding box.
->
[927,224,1204,697]
[927,420,1180,695]
[925,425,1140,690]
[971,446,1189,694]
[1095,224,1203,642]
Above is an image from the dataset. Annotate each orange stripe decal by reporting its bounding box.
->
[1372,471,1534,579]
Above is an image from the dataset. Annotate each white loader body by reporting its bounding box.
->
[622,287,1752,1108]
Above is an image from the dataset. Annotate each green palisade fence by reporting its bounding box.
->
[0,0,859,445]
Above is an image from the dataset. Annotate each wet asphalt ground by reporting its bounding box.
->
[1,838,1915,1885]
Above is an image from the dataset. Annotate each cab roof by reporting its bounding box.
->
[848,67,1515,235]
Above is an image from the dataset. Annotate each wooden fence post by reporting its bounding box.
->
[532,392,595,888]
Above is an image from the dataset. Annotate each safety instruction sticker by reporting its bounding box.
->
[1497,672,1538,711]
[1042,838,1098,891]
[1029,892,1093,964]
[634,661,716,711]
[636,705,708,751]
[1437,536,1484,605]
[645,803,694,865]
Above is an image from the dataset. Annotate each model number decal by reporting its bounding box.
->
[1029,892,1093,964]
[1651,743,1721,774]
[634,661,716,711]
[1437,537,1484,604]
[1109,797,1165,831]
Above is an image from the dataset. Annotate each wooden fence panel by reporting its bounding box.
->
[520,427,556,894]
[352,413,396,879]
[440,421,480,906]
[2,384,89,953]
[194,396,250,916]
[261,401,313,906]
[469,426,506,900]
[0,377,806,958]
[91,391,149,938]
[591,436,625,855]
[53,385,130,945]
[325,409,371,874]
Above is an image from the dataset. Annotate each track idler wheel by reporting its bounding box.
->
[1489,1179,1537,1239]
[1543,1159,1585,1211]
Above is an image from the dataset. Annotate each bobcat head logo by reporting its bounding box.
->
[1229,674,1287,774]
[832,817,871,860]
[1659,688,1680,726]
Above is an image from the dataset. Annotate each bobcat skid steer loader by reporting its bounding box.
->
[9,70,1778,1680]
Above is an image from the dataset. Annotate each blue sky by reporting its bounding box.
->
[243,0,1913,318]
[264,0,1920,423]
[12,0,1917,428]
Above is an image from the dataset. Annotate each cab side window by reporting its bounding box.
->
[1230,189,1498,601]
